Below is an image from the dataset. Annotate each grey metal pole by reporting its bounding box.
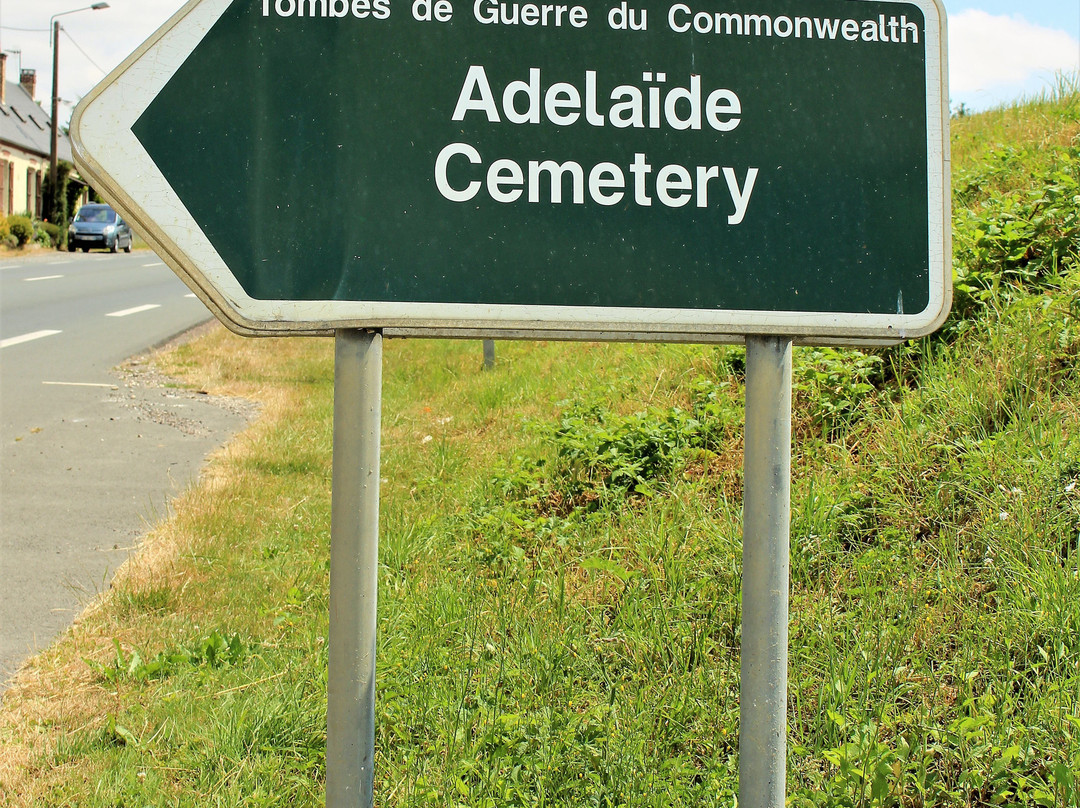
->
[739,335,793,808]
[482,339,496,370]
[327,329,383,808]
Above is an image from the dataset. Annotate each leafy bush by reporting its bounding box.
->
[549,405,705,498]
[539,379,738,503]
[793,348,885,439]
[951,147,1079,322]
[37,220,60,247]
[5,215,33,247]
[886,141,1079,377]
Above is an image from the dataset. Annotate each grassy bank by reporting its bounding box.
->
[1,84,1078,806]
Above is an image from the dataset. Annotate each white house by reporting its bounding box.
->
[0,52,76,220]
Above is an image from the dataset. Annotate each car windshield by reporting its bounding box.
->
[75,208,117,223]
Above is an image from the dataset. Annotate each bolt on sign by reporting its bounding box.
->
[72,0,948,343]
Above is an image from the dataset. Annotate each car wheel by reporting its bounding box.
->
[82,246,90,252]
[123,237,132,253]
[67,243,75,253]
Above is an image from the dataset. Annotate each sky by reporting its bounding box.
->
[0,0,1078,127]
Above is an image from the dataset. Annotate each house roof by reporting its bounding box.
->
[0,81,73,164]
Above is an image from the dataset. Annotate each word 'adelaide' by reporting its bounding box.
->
[436,66,759,222]
[451,65,742,131]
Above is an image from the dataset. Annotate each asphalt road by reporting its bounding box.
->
[1,249,250,687]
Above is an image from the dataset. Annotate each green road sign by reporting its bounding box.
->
[72,0,949,342]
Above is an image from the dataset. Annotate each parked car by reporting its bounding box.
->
[67,204,133,253]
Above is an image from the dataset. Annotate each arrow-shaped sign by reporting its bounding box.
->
[72,0,949,342]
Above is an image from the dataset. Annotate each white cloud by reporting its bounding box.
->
[949,9,1080,93]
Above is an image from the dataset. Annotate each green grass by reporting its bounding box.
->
[1,87,1079,806]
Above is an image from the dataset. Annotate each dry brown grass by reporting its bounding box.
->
[950,81,1080,168]
[0,325,318,804]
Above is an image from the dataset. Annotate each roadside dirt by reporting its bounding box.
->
[113,321,258,434]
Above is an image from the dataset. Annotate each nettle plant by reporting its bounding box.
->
[952,146,1080,324]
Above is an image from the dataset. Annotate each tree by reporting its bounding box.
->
[42,160,74,249]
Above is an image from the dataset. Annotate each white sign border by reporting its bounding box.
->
[71,0,950,344]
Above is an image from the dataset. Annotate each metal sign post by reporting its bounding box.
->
[740,336,793,807]
[327,329,383,808]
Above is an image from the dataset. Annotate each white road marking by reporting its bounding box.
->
[1,330,62,349]
[185,293,197,298]
[47,260,72,265]
[25,275,64,282]
[42,381,118,389]
[142,262,164,267]
[106,304,162,318]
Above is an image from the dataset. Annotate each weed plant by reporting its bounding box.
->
[1,85,1079,806]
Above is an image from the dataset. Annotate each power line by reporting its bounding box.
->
[61,27,106,75]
